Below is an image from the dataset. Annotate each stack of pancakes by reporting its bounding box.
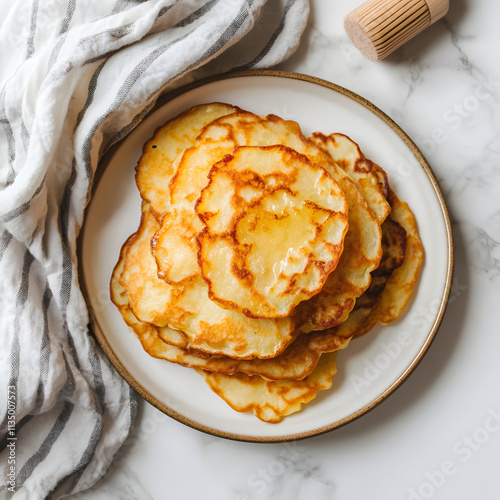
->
[110,103,423,423]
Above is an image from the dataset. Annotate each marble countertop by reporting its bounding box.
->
[74,1,500,498]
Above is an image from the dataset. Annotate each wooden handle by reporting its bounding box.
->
[344,0,449,61]
[426,0,450,23]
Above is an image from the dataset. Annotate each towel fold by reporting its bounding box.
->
[0,1,309,498]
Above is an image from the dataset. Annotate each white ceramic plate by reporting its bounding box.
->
[80,70,453,442]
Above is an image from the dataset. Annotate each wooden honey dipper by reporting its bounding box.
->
[344,0,450,61]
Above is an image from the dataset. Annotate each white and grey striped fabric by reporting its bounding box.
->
[0,1,309,498]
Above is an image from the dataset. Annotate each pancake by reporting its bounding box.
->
[198,352,338,423]
[309,132,391,224]
[118,204,296,360]
[136,102,238,219]
[150,130,238,284]
[164,110,383,331]
[353,188,424,337]
[151,201,201,284]
[196,145,349,319]
[293,166,383,332]
[112,250,352,379]
[111,193,408,383]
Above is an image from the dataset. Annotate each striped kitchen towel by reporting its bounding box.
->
[0,1,309,498]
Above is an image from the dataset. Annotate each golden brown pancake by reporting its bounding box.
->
[309,132,391,224]
[196,145,349,319]
[353,188,424,337]
[118,204,296,360]
[136,102,238,219]
[151,202,202,284]
[198,352,338,423]
[111,194,410,384]
[112,248,352,380]
[163,110,383,331]
[150,129,238,284]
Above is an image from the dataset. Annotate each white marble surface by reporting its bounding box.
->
[74,1,500,499]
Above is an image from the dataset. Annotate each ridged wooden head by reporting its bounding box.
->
[344,0,449,61]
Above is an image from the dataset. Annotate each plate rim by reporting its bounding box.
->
[79,69,454,443]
